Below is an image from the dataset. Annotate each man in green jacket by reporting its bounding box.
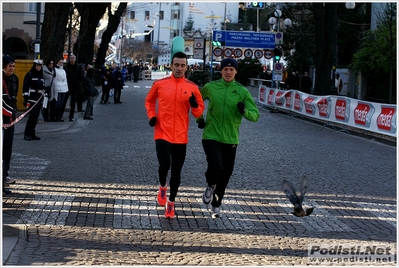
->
[197,58,259,218]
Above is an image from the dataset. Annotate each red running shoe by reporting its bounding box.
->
[157,185,167,206]
[164,201,175,218]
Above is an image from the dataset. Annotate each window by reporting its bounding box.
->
[130,11,135,20]
[159,11,164,20]
[28,3,37,12]
[145,11,150,20]
[172,10,180,19]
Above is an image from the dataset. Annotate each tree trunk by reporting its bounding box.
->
[313,3,338,95]
[96,3,127,69]
[74,3,109,65]
[41,3,71,63]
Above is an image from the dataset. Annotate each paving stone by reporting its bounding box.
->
[2,80,396,266]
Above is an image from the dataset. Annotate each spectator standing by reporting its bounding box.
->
[144,51,205,219]
[132,63,140,82]
[258,66,270,80]
[127,63,133,81]
[100,68,113,104]
[22,59,45,141]
[121,65,127,86]
[65,54,84,122]
[82,68,97,120]
[113,66,123,103]
[197,58,260,218]
[42,59,56,121]
[300,72,312,94]
[285,72,298,90]
[76,63,86,113]
[2,54,18,193]
[53,58,69,122]
[281,67,288,89]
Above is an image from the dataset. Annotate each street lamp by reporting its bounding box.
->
[34,3,41,60]
[267,8,292,88]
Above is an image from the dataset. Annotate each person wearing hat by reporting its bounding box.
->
[22,59,45,140]
[2,54,19,193]
[197,58,260,218]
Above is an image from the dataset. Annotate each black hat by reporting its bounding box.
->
[3,54,15,68]
[220,58,238,71]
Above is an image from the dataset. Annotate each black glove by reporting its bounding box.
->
[237,102,246,115]
[197,118,205,129]
[149,116,157,127]
[189,92,198,108]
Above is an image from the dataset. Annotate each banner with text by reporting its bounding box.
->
[258,85,397,137]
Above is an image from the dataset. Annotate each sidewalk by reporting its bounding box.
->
[13,109,86,136]
[3,99,96,264]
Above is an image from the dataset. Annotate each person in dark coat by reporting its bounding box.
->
[133,63,140,82]
[285,72,298,90]
[300,72,312,94]
[2,54,18,193]
[100,68,113,104]
[82,67,97,120]
[112,67,123,103]
[65,54,84,122]
[22,59,45,140]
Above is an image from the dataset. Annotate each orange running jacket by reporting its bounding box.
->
[145,74,204,144]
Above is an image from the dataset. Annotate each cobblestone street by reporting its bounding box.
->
[2,79,396,266]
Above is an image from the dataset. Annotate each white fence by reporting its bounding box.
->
[258,85,397,137]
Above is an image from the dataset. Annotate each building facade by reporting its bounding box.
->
[105,2,240,65]
[2,3,44,59]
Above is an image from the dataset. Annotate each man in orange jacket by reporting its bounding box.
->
[145,52,205,218]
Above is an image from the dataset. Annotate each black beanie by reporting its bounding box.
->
[220,58,238,71]
[3,54,15,69]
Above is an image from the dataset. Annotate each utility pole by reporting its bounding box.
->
[34,3,41,59]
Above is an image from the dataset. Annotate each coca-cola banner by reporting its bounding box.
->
[258,85,397,137]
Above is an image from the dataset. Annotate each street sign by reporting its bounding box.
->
[194,38,204,49]
[224,48,233,57]
[244,49,253,58]
[254,49,263,59]
[264,49,273,59]
[234,48,243,58]
[240,2,266,9]
[193,48,203,59]
[213,30,276,49]
[213,47,223,57]
[274,62,283,81]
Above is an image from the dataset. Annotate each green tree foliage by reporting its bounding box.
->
[235,58,262,86]
[183,13,195,31]
[280,3,315,85]
[350,3,396,103]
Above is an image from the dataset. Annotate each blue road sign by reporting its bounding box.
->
[213,30,276,49]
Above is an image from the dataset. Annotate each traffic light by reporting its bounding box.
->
[274,48,282,62]
[212,41,224,47]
